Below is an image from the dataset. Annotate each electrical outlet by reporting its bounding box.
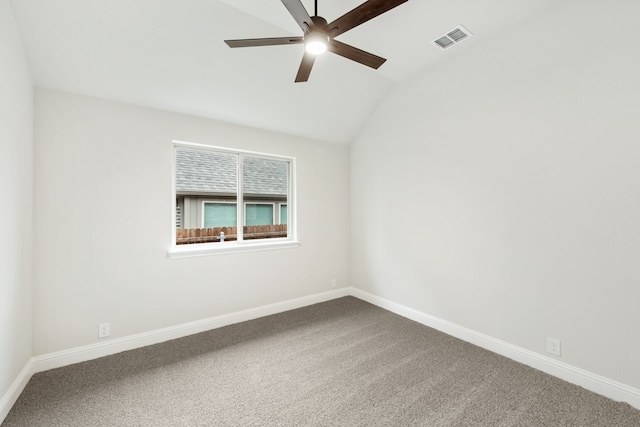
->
[547,338,561,356]
[99,322,110,339]
[331,279,337,288]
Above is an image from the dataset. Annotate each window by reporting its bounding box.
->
[203,202,237,228]
[245,203,274,226]
[170,141,298,257]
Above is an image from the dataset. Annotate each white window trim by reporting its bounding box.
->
[168,140,299,258]
[168,239,300,258]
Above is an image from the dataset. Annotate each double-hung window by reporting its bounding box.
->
[169,141,298,257]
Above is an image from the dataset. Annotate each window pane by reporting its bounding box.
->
[243,157,288,240]
[204,203,237,227]
[174,145,292,246]
[175,147,238,245]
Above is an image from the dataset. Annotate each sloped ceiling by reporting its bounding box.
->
[11,0,558,143]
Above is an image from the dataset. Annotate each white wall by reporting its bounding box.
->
[0,0,33,404]
[351,0,640,390]
[33,89,350,355]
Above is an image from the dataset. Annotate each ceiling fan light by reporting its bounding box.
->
[305,41,327,55]
[305,33,328,55]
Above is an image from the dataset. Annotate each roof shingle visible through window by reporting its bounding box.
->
[176,148,287,196]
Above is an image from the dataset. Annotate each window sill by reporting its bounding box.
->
[167,239,301,259]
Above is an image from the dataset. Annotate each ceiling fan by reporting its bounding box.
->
[224,0,408,82]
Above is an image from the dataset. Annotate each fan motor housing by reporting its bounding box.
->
[309,16,328,32]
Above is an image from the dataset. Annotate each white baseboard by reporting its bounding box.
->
[350,287,640,410]
[3,285,640,425]
[0,287,349,425]
[32,288,350,373]
[0,359,33,424]
[0,288,350,424]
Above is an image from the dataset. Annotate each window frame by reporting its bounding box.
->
[169,140,299,258]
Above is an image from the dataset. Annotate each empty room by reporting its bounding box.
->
[2,0,640,425]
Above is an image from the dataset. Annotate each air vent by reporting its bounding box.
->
[432,25,472,50]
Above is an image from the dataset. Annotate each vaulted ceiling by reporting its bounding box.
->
[11,0,558,143]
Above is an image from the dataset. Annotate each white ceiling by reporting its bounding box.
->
[10,0,559,143]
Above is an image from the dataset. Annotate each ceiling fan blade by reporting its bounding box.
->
[281,0,314,32]
[325,0,408,38]
[295,51,316,82]
[225,37,303,48]
[327,40,386,69]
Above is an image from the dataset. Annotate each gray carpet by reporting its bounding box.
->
[3,297,640,426]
